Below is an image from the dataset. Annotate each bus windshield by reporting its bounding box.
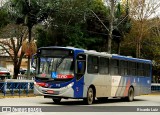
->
[37,57,74,79]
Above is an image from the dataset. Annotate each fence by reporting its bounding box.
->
[0,80,159,97]
[151,83,160,92]
[0,79,34,97]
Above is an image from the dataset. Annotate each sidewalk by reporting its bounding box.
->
[150,91,160,95]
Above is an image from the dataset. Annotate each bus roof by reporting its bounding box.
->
[112,54,152,64]
[84,50,112,57]
[38,46,85,51]
[38,46,152,64]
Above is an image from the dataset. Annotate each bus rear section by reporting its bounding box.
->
[109,55,152,101]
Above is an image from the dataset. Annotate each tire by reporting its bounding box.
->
[127,87,134,102]
[52,98,61,104]
[84,87,95,105]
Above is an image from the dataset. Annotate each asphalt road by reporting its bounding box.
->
[0,94,160,115]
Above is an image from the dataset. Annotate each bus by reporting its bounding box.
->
[33,46,152,105]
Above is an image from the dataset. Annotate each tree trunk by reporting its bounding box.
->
[12,51,25,79]
[13,61,20,79]
[136,38,139,58]
[13,66,20,79]
[108,35,112,54]
[27,25,32,79]
[117,42,121,55]
[107,0,115,53]
[136,25,143,58]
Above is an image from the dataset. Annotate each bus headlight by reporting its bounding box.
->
[66,82,74,89]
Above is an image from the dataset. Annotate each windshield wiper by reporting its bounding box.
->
[55,55,68,71]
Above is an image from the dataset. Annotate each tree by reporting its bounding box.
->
[0,8,10,29]
[35,0,131,53]
[36,0,92,48]
[0,0,49,78]
[112,1,131,54]
[97,0,131,54]
[0,24,28,79]
[128,0,160,58]
[86,0,109,51]
[9,0,50,78]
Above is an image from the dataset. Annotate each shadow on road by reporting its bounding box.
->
[40,98,146,106]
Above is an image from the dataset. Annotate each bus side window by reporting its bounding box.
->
[87,55,98,74]
[120,60,128,76]
[137,63,143,76]
[99,57,109,74]
[145,64,150,77]
[111,59,119,75]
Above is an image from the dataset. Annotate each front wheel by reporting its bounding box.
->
[84,87,95,105]
[52,98,61,104]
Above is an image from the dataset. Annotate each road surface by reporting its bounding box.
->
[0,94,160,115]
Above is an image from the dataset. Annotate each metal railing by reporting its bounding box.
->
[151,83,160,92]
[0,79,34,97]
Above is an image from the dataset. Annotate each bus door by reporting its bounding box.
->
[74,54,86,98]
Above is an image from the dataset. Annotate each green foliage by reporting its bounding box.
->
[36,0,93,48]
[9,0,51,26]
[0,8,10,29]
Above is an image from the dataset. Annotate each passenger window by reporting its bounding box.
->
[111,59,119,75]
[120,60,128,76]
[87,55,98,74]
[131,62,136,76]
[137,63,143,76]
[99,57,109,74]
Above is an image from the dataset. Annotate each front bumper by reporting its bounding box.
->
[34,83,74,98]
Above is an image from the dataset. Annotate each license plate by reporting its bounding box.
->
[47,90,54,94]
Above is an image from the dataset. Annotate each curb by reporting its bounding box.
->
[0,95,36,98]
[142,92,160,96]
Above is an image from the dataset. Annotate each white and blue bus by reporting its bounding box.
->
[33,46,152,104]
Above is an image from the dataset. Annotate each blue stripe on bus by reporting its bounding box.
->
[48,79,75,88]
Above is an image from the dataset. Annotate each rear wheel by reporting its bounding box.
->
[52,98,61,104]
[84,87,95,105]
[126,87,134,102]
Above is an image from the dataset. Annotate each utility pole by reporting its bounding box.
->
[26,0,33,79]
